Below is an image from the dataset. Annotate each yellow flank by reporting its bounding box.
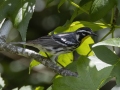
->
[76,35,94,56]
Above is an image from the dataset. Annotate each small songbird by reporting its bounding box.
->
[11,27,96,62]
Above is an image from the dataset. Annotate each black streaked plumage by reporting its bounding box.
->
[11,27,96,58]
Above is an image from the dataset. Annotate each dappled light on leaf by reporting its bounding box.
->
[53,56,113,90]
[29,59,40,74]
[52,21,108,34]
[0,0,35,41]
[90,0,116,21]
[93,38,120,47]
[92,46,119,64]
[89,55,112,71]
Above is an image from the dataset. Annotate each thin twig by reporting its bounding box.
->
[100,7,119,42]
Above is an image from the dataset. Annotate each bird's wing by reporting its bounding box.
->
[52,33,79,47]
[27,35,64,48]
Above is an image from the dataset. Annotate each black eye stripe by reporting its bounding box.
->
[76,30,91,34]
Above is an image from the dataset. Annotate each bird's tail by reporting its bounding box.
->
[10,42,26,45]
[10,42,37,48]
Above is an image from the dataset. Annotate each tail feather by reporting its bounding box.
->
[10,41,43,51]
[10,42,34,46]
[10,42,26,45]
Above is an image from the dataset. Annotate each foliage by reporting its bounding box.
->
[1,0,120,89]
[0,75,5,90]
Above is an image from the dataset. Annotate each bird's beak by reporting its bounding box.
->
[91,32,97,36]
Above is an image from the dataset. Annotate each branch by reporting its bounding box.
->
[100,7,119,41]
[0,20,78,77]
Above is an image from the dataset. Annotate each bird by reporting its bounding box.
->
[11,27,96,63]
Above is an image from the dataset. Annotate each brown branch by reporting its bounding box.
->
[0,36,78,77]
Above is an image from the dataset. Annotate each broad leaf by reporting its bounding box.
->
[0,75,5,90]
[58,0,66,12]
[52,56,113,90]
[57,52,73,67]
[70,0,93,22]
[89,55,112,71]
[53,21,108,34]
[111,60,120,85]
[90,0,116,21]
[29,51,49,73]
[93,45,120,85]
[92,46,119,64]
[35,86,44,90]
[0,0,35,41]
[111,85,120,90]
[93,38,120,47]
[46,0,54,6]
[19,85,32,90]
[29,60,40,74]
[117,0,120,12]
[47,86,52,90]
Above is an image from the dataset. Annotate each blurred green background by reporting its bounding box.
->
[0,0,119,90]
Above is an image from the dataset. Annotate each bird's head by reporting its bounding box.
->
[75,27,96,41]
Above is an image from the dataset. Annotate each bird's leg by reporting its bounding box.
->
[51,55,64,68]
[45,53,64,67]
[44,52,51,61]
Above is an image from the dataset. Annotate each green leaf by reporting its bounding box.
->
[0,75,5,90]
[0,0,35,41]
[70,9,80,22]
[89,56,112,71]
[57,52,73,67]
[53,56,113,90]
[80,0,93,5]
[117,0,120,12]
[29,50,52,73]
[66,60,77,72]
[19,85,32,90]
[111,60,120,85]
[47,86,52,90]
[92,46,119,64]
[93,38,120,47]
[0,0,8,21]
[53,21,108,34]
[92,46,120,85]
[39,50,50,57]
[35,86,44,90]
[29,59,40,74]
[58,0,66,12]
[70,1,92,22]
[112,85,120,90]
[90,0,116,21]
[46,0,54,6]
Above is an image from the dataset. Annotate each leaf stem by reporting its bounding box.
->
[111,8,115,52]
[110,8,114,24]
[100,7,118,42]
[69,1,89,14]
[99,29,114,41]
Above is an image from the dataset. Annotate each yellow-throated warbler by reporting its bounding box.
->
[12,27,96,61]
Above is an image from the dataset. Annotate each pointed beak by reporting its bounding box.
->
[91,32,97,36]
